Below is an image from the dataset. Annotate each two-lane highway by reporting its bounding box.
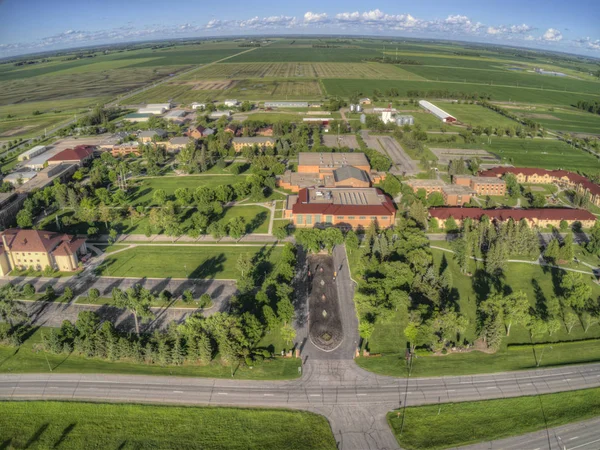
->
[2,361,600,449]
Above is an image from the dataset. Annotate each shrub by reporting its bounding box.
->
[22,283,35,297]
[88,288,100,302]
[199,293,212,308]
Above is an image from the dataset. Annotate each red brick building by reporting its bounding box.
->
[453,175,506,196]
[430,207,596,229]
[47,146,95,167]
[284,187,396,230]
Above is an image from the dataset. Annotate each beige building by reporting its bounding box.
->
[232,137,275,152]
[453,175,506,197]
[0,229,87,275]
[405,179,473,206]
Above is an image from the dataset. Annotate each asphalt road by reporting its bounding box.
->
[360,131,419,176]
[2,362,600,449]
[457,416,600,450]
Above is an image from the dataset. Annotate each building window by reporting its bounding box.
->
[370,216,377,220]
[359,216,366,220]
[315,215,321,223]
[348,216,355,220]
[381,216,388,220]
[337,216,344,220]
[306,215,312,225]
[325,216,332,223]
[297,215,303,224]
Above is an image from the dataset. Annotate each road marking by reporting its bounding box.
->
[130,389,140,392]
[486,387,497,389]
[568,437,600,449]
[447,390,456,392]
[357,393,367,396]
[309,394,321,397]
[569,436,579,441]
[263,394,273,397]
[566,379,572,382]
[217,392,228,395]
[173,391,184,394]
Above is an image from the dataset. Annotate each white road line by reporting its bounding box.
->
[486,387,497,389]
[217,392,228,395]
[173,391,184,394]
[309,394,321,397]
[568,436,579,441]
[263,394,273,397]
[568,437,600,449]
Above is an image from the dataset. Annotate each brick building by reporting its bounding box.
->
[284,187,395,230]
[47,146,95,167]
[278,152,385,192]
[479,167,600,207]
[453,175,506,196]
[404,179,473,206]
[110,142,141,157]
[429,207,596,230]
[0,229,87,275]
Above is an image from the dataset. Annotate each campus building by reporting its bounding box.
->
[110,142,141,157]
[186,125,215,139]
[284,187,396,230]
[404,179,474,206]
[278,152,385,192]
[138,129,167,143]
[0,229,87,275]
[429,207,596,230]
[47,146,95,167]
[453,175,507,197]
[232,137,275,152]
[479,167,600,207]
[418,100,457,123]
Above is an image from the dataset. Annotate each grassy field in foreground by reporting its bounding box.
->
[389,388,600,450]
[0,402,335,450]
[97,244,282,279]
[0,327,300,379]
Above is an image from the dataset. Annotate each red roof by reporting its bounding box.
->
[429,207,596,222]
[48,146,94,163]
[0,229,85,254]
[479,167,600,197]
[291,188,396,216]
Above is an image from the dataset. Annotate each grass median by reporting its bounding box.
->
[388,387,600,450]
[0,401,336,450]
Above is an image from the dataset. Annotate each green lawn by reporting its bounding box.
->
[128,175,248,206]
[0,402,335,450]
[389,387,600,450]
[356,247,600,377]
[0,327,300,380]
[97,244,283,279]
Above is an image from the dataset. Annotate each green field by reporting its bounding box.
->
[400,65,600,95]
[226,47,380,63]
[356,247,600,377]
[97,244,282,279]
[0,402,335,450]
[437,103,520,128]
[0,326,300,379]
[514,109,600,134]
[322,79,600,106]
[424,136,599,172]
[389,388,600,450]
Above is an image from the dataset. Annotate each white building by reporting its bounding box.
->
[381,111,394,124]
[138,103,172,115]
[191,102,206,110]
[265,101,309,108]
[418,100,457,123]
[223,99,239,107]
[18,146,48,162]
[4,171,37,185]
[209,111,231,119]
[396,115,414,126]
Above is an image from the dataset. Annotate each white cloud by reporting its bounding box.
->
[573,37,600,51]
[542,28,563,41]
[487,23,534,36]
[304,12,328,23]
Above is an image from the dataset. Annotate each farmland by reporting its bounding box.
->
[512,108,600,135]
[438,102,520,128]
[180,62,426,80]
[226,47,381,62]
[322,79,600,106]
[421,136,599,171]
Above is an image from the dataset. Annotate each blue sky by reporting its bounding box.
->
[0,0,599,57]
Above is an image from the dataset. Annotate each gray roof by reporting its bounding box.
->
[204,128,215,136]
[138,129,167,138]
[333,166,369,183]
[169,137,191,145]
[233,137,275,144]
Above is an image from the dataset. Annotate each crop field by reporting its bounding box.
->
[182,62,426,80]
[128,78,323,103]
[438,103,520,128]
[322,79,600,106]
[399,65,600,95]
[425,136,599,171]
[514,110,600,135]
[226,47,381,63]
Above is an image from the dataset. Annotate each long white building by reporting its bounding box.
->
[18,145,48,161]
[138,103,172,115]
[419,100,457,123]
